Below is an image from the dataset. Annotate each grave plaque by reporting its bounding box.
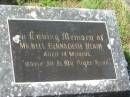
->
[0,5,129,97]
[8,20,116,82]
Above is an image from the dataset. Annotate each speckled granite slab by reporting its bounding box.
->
[0,5,129,97]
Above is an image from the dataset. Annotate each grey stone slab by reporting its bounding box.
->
[0,5,129,97]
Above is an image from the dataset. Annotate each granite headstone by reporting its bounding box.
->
[0,5,129,97]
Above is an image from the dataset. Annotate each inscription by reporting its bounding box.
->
[8,20,116,82]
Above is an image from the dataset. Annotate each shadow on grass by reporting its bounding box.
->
[124,51,130,69]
